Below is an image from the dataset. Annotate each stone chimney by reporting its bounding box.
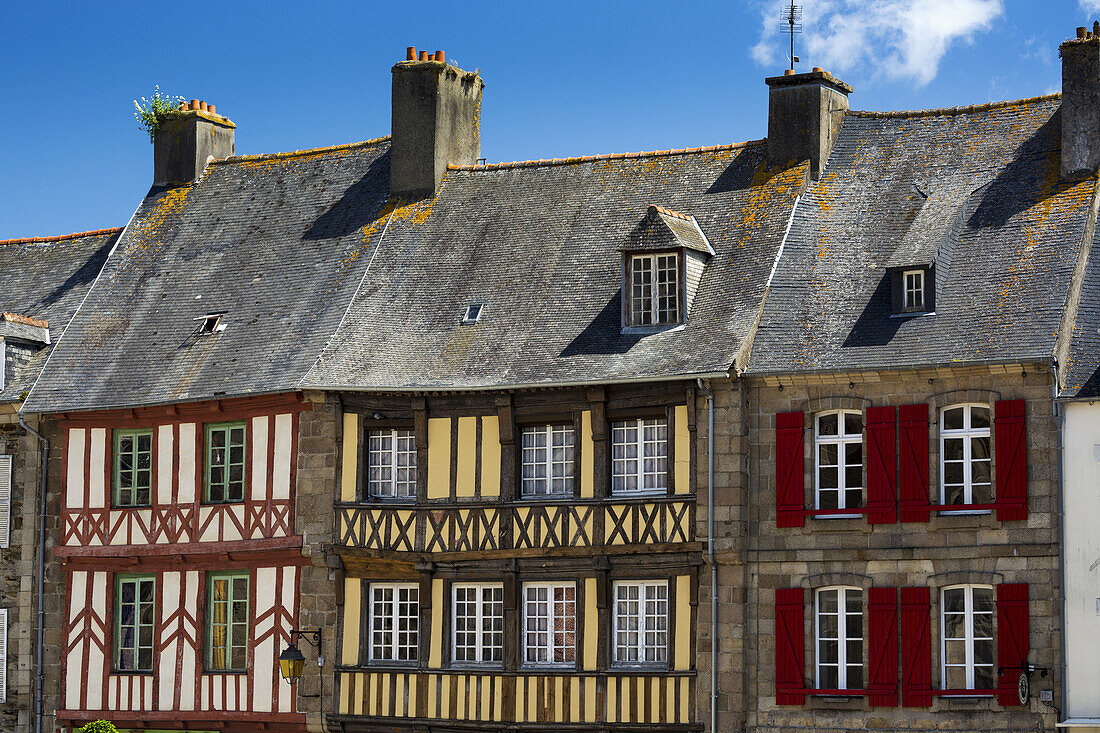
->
[153,100,235,186]
[765,68,853,180]
[1061,23,1100,180]
[391,47,484,199]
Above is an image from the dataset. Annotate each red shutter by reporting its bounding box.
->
[900,586,932,707]
[868,587,899,707]
[996,583,1030,706]
[866,406,898,524]
[776,412,805,528]
[775,588,806,704]
[899,404,931,523]
[994,399,1028,521]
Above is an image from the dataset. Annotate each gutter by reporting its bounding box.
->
[744,356,1050,381]
[17,414,47,733]
[696,378,716,733]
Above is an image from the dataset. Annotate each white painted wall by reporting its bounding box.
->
[1062,401,1100,721]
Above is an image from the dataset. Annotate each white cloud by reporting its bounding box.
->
[1081,0,1100,13]
[751,0,1004,86]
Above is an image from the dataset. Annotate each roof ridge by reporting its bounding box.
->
[211,135,391,165]
[2,312,48,329]
[449,139,765,171]
[847,92,1061,119]
[0,227,123,246]
[650,205,693,221]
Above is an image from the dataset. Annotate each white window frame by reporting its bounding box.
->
[451,583,504,666]
[520,424,575,497]
[815,586,863,691]
[612,580,669,666]
[813,411,863,518]
[941,584,995,692]
[369,583,419,663]
[366,428,418,500]
[903,269,925,311]
[628,252,681,327]
[939,403,992,511]
[522,582,576,667]
[611,418,668,495]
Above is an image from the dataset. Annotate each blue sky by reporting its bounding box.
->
[1,0,1098,238]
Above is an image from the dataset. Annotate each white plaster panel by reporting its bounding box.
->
[1064,402,1100,719]
[227,505,245,541]
[198,507,218,543]
[157,425,173,505]
[158,571,181,709]
[278,565,296,713]
[66,429,86,511]
[178,423,197,504]
[252,416,269,502]
[180,571,199,712]
[86,571,108,709]
[252,567,277,713]
[273,413,292,500]
[88,428,107,509]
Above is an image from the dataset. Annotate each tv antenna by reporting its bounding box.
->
[779,2,802,71]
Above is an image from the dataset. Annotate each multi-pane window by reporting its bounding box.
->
[942,585,994,690]
[114,430,153,507]
[116,576,155,672]
[521,424,575,496]
[815,587,863,689]
[207,572,248,671]
[612,418,668,494]
[366,429,418,499]
[205,422,246,503]
[940,404,991,508]
[370,584,419,662]
[629,253,680,326]
[452,584,504,665]
[613,581,668,664]
[815,411,863,514]
[904,269,925,311]
[523,583,576,665]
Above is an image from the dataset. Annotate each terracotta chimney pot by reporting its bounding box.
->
[207,104,216,115]
[435,50,445,63]
[406,46,416,60]
[199,101,208,112]
[189,99,201,110]
[1078,26,1087,38]
[813,66,823,72]
[784,69,795,76]
[419,50,429,61]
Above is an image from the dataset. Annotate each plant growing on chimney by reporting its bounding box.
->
[133,85,186,142]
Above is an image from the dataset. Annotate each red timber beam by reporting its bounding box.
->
[55,536,309,571]
[54,391,312,428]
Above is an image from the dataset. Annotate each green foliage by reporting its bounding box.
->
[133,85,185,142]
[80,721,119,733]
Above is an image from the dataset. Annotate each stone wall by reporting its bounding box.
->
[740,367,1060,731]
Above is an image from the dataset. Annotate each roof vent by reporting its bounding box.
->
[461,303,484,324]
[196,313,226,335]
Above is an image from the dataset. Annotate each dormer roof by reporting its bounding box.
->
[620,205,715,256]
[0,313,50,344]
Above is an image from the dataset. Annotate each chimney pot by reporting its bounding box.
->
[812,66,823,72]
[419,50,429,61]
[429,52,437,61]
[407,46,417,61]
[1094,20,1099,35]
[1078,26,1087,38]
[784,68,795,76]
[189,99,201,110]
[199,101,208,112]
[435,50,445,63]
[207,104,216,115]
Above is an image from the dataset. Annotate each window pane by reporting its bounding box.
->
[943,408,964,431]
[818,413,838,436]
[971,406,990,430]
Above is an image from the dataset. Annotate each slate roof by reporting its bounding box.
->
[620,206,715,256]
[24,134,808,410]
[0,230,117,403]
[1060,222,1100,399]
[748,95,1099,374]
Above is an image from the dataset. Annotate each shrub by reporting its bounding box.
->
[133,85,185,142]
[80,721,119,733]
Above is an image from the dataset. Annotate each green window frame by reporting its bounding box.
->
[206,571,249,671]
[114,429,154,507]
[116,575,155,672]
[204,422,246,504]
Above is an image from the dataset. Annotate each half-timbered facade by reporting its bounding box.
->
[331,385,704,732]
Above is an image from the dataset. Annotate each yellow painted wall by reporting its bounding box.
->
[341,412,358,501]
[427,418,451,499]
[580,410,594,498]
[675,574,691,670]
[429,578,444,668]
[456,416,477,497]
[341,577,361,665]
[674,404,690,494]
[583,578,598,670]
[480,415,501,496]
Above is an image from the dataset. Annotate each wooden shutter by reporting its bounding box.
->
[775,412,805,528]
[774,588,806,704]
[0,608,8,703]
[900,586,931,707]
[994,399,1027,521]
[866,407,897,524]
[898,404,931,523]
[0,456,10,549]
[868,587,899,707]
[996,583,1029,706]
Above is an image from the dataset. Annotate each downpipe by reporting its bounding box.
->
[18,414,47,733]
[696,379,716,733]
[1051,362,1067,720]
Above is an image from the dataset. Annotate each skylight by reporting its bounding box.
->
[196,313,226,335]
[462,303,484,324]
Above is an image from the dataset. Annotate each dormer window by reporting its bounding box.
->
[629,253,680,327]
[620,205,714,332]
[903,269,925,311]
[196,313,225,335]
